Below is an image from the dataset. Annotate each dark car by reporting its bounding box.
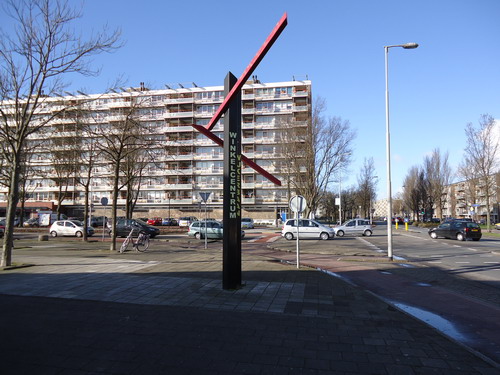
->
[428,220,481,241]
[90,216,108,227]
[0,226,4,238]
[162,217,178,226]
[110,218,160,238]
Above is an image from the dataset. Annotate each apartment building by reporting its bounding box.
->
[0,80,312,221]
[442,173,500,223]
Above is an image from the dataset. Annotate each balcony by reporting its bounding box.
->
[293,105,309,112]
[165,111,194,118]
[164,97,194,104]
[293,91,309,98]
[165,183,193,189]
[164,125,194,132]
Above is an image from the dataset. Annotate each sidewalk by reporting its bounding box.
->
[0,239,498,374]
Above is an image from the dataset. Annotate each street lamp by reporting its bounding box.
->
[385,42,418,260]
[338,152,351,226]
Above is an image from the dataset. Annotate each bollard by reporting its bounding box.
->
[395,221,399,230]
[405,222,409,231]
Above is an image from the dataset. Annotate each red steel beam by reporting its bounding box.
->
[204,12,288,132]
[191,13,287,187]
[192,125,282,186]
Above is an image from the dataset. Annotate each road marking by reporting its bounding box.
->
[484,262,499,264]
[248,236,265,243]
[266,236,280,243]
[467,248,477,251]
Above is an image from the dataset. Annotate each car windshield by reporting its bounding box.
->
[70,220,83,226]
[135,219,147,225]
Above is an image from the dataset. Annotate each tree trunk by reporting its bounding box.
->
[1,160,21,267]
[109,162,121,252]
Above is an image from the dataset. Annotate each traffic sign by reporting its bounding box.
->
[289,195,306,213]
[199,192,211,203]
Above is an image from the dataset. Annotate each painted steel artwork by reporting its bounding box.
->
[192,13,288,289]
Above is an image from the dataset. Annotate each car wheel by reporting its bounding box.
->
[456,233,465,241]
[50,231,57,238]
[284,232,294,240]
[430,232,438,239]
[195,232,201,240]
[75,231,83,238]
[336,230,345,237]
[320,232,329,240]
[363,230,372,237]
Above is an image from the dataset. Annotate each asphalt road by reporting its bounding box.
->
[353,225,500,286]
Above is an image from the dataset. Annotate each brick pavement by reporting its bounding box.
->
[0,238,498,374]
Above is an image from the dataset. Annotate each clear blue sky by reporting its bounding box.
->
[3,0,500,199]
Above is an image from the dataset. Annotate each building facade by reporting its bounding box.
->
[442,173,500,223]
[0,80,311,222]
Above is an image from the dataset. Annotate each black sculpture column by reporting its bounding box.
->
[223,72,242,290]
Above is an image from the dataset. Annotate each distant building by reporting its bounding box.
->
[442,173,499,223]
[0,80,312,222]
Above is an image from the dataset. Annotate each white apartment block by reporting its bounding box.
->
[0,80,312,221]
[441,173,500,223]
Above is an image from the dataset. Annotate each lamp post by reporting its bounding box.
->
[338,152,351,226]
[385,42,418,260]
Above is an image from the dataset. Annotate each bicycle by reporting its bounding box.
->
[119,229,151,253]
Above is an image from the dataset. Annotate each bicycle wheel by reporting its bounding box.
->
[119,238,129,253]
[135,233,150,252]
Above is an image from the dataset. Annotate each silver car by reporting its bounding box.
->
[281,219,335,240]
[49,220,95,238]
[334,219,373,237]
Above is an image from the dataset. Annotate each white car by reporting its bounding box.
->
[178,216,197,227]
[241,218,254,229]
[334,219,373,237]
[49,220,94,238]
[281,219,335,240]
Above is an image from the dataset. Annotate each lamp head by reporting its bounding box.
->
[402,43,419,49]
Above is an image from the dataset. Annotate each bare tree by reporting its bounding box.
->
[278,97,355,217]
[424,148,452,220]
[463,114,499,231]
[403,166,425,221]
[356,157,377,219]
[94,97,155,251]
[121,149,151,219]
[48,126,82,220]
[0,0,120,266]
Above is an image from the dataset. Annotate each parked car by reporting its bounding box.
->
[495,222,500,230]
[241,218,255,229]
[161,217,177,226]
[147,217,163,226]
[334,219,373,237]
[179,216,197,227]
[188,221,245,240]
[428,220,482,241]
[0,217,20,227]
[109,218,160,238]
[0,226,4,238]
[90,216,108,227]
[49,220,94,238]
[23,217,40,227]
[281,219,335,240]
